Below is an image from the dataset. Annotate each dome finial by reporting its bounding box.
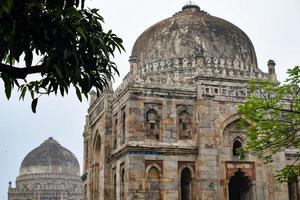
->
[187,0,194,4]
[43,137,59,145]
[182,1,200,11]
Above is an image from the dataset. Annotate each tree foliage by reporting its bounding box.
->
[239,66,300,181]
[0,0,124,112]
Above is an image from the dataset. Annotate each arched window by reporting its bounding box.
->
[222,119,248,156]
[147,166,160,199]
[84,184,87,200]
[146,109,160,140]
[121,110,126,144]
[148,167,160,180]
[120,168,125,200]
[113,118,117,149]
[233,140,242,156]
[94,135,101,157]
[181,168,192,200]
[113,172,117,200]
[84,141,88,170]
[93,134,101,199]
[178,110,192,140]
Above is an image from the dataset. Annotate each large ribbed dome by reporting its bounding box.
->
[19,137,80,176]
[131,5,258,77]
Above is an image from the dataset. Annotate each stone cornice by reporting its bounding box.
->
[16,173,81,181]
[129,86,197,99]
[110,142,198,161]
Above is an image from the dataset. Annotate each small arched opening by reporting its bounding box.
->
[178,110,192,140]
[94,135,101,158]
[113,118,117,149]
[93,133,101,199]
[233,140,242,156]
[84,141,88,171]
[113,172,117,200]
[84,184,87,199]
[181,167,192,200]
[122,111,126,144]
[120,168,125,200]
[146,109,160,140]
[147,166,161,200]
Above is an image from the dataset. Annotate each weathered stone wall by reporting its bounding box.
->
[83,83,292,200]
[82,91,113,200]
[82,5,291,200]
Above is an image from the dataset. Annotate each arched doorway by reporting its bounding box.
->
[229,170,252,200]
[181,167,192,200]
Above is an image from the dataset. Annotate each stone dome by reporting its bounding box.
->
[19,137,80,176]
[131,5,258,76]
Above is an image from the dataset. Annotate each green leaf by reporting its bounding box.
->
[19,86,27,100]
[77,27,86,40]
[75,86,82,102]
[30,90,35,99]
[59,85,65,96]
[55,65,63,78]
[31,98,38,113]
[2,74,12,99]
[0,0,12,16]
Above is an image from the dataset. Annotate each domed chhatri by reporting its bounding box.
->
[8,137,82,200]
[20,137,80,176]
[131,4,258,78]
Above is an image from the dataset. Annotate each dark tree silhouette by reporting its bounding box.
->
[0,0,124,112]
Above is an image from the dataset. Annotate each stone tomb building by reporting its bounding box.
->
[8,137,83,200]
[82,5,296,200]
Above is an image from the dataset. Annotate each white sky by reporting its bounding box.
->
[1,0,299,198]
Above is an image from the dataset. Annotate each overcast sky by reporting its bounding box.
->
[1,0,299,198]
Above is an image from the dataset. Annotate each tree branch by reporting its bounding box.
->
[269,106,300,115]
[290,87,300,112]
[0,63,44,79]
